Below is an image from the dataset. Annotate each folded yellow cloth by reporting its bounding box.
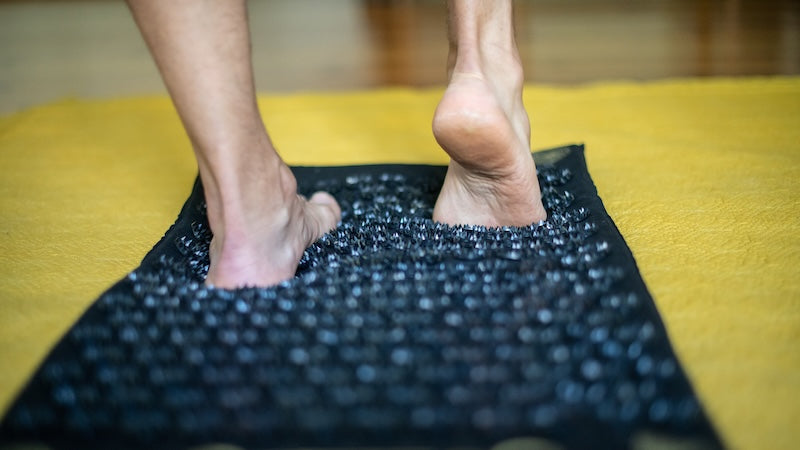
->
[0,78,798,449]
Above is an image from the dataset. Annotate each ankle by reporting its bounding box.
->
[200,149,296,244]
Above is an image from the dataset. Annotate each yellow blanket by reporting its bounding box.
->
[1,78,798,449]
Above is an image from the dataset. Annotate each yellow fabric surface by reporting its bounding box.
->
[0,78,798,449]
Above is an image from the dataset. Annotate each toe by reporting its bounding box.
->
[308,191,341,233]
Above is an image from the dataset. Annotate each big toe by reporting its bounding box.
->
[308,191,341,231]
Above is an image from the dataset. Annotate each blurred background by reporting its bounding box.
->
[1,0,798,114]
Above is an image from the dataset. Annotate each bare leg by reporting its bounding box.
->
[126,0,340,288]
[433,0,546,227]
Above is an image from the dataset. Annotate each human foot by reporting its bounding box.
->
[433,0,546,228]
[204,163,340,288]
[126,0,340,287]
[432,71,546,227]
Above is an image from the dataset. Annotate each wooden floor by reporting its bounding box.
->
[0,0,798,113]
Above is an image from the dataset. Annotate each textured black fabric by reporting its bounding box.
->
[0,145,722,449]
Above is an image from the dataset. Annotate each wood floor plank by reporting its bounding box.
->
[0,0,798,113]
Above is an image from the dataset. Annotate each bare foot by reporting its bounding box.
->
[432,70,546,227]
[125,0,340,288]
[433,0,546,228]
[205,163,340,288]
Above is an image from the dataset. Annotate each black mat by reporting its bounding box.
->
[0,145,722,449]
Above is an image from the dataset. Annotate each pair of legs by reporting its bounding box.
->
[126,0,546,288]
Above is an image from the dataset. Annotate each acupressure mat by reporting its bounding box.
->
[0,145,720,449]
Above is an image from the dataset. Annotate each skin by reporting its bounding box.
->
[433,0,547,227]
[125,0,546,289]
